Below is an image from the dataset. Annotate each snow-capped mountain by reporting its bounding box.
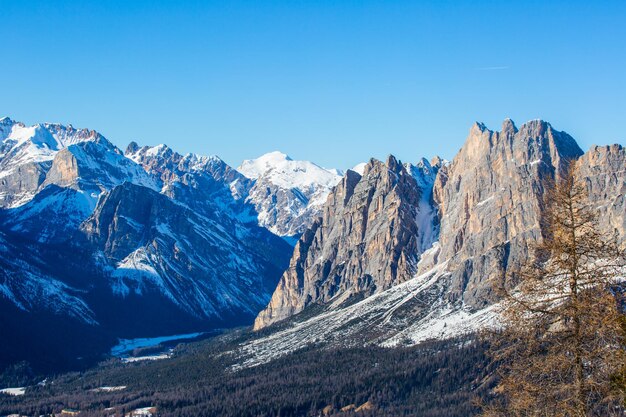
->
[237,151,342,237]
[3,116,626,377]
[82,182,289,320]
[0,118,292,370]
[0,117,104,207]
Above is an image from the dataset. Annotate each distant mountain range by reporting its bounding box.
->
[1,116,625,374]
[0,117,340,371]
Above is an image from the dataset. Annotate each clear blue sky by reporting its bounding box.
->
[1,0,625,169]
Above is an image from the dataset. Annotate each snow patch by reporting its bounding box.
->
[476,195,495,207]
[238,151,341,190]
[0,387,25,396]
[91,386,127,392]
[122,353,171,363]
[351,162,367,175]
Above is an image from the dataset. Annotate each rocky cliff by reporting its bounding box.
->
[82,182,290,319]
[576,144,626,242]
[254,119,592,331]
[432,119,584,308]
[254,155,435,329]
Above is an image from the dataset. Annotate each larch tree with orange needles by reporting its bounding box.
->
[482,164,626,417]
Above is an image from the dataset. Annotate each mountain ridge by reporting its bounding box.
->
[1,116,625,376]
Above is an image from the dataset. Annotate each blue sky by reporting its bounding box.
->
[1,1,625,169]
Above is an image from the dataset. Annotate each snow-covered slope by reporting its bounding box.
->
[0,118,294,369]
[405,157,442,253]
[0,230,97,325]
[238,151,340,194]
[237,151,342,237]
[236,247,497,368]
[83,182,290,320]
[0,117,154,209]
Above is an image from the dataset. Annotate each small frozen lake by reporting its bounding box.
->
[111,332,205,357]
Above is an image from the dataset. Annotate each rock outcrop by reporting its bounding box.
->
[432,119,583,308]
[82,182,290,319]
[576,144,626,242]
[254,155,433,329]
[254,119,591,330]
[0,118,104,208]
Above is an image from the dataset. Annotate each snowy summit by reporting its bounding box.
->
[237,151,341,191]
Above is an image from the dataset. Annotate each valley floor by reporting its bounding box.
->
[0,330,491,417]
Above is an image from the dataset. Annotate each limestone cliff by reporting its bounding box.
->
[576,144,626,242]
[433,119,583,308]
[255,119,591,330]
[254,155,431,329]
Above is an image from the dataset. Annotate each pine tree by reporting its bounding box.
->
[482,164,626,416]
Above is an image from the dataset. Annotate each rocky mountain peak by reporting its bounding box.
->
[431,119,584,308]
[0,116,15,129]
[501,118,518,134]
[428,155,443,168]
[254,154,429,329]
[126,143,227,178]
[0,119,123,208]
[125,141,139,155]
[385,154,402,172]
[237,151,343,238]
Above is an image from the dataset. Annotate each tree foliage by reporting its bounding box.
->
[0,338,491,417]
[483,165,626,416]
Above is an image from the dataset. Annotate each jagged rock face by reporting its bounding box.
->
[238,151,342,238]
[82,182,291,319]
[43,138,159,197]
[254,156,428,329]
[0,118,105,208]
[0,161,50,208]
[576,144,626,241]
[126,143,253,219]
[126,143,245,188]
[432,119,584,308]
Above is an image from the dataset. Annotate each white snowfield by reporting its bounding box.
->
[238,151,342,206]
[122,354,171,363]
[90,386,127,392]
[234,249,498,369]
[126,406,157,416]
[238,151,341,191]
[0,387,26,396]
